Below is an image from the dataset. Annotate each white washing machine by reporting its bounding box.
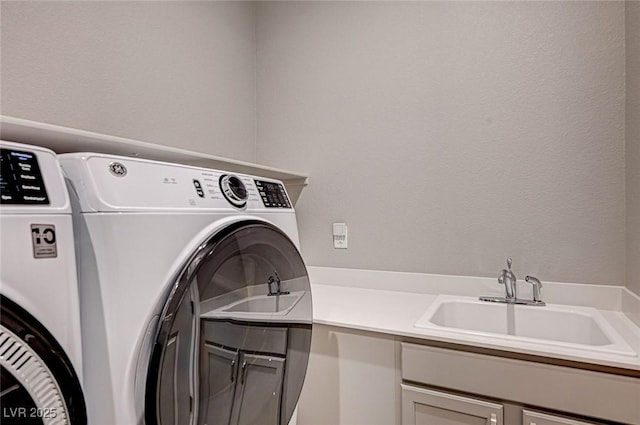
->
[0,141,86,424]
[60,153,312,425]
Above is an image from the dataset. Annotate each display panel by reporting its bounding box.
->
[254,180,291,209]
[0,149,49,205]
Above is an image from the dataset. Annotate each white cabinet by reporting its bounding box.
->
[297,325,398,425]
[522,409,601,425]
[198,345,286,425]
[401,342,639,425]
[298,326,637,425]
[199,345,238,425]
[198,321,289,425]
[401,384,503,425]
[401,386,605,425]
[232,352,286,425]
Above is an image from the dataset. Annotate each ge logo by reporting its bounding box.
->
[109,162,127,177]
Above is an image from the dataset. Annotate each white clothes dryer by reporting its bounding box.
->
[60,153,312,425]
[0,141,86,424]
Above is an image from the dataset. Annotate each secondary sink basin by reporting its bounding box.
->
[220,292,303,315]
[414,296,636,356]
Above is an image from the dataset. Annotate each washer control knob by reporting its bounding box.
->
[219,175,248,207]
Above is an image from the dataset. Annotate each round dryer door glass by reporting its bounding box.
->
[145,221,312,425]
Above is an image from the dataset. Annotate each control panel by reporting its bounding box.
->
[0,148,49,205]
[186,171,261,208]
[60,153,295,212]
[255,180,291,208]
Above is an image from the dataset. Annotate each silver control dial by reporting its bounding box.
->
[219,174,248,207]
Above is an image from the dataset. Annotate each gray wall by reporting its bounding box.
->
[256,1,626,285]
[627,1,640,296]
[1,1,634,289]
[1,1,257,162]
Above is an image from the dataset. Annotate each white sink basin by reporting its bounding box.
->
[414,296,636,356]
[220,292,303,315]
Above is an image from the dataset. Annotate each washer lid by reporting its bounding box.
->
[143,221,312,425]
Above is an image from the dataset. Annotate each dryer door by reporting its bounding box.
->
[145,221,312,425]
[0,296,87,425]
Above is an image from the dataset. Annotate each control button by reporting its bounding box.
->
[219,175,248,208]
[23,195,47,202]
[21,184,43,191]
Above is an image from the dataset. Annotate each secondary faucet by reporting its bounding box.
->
[524,275,545,305]
[479,258,545,306]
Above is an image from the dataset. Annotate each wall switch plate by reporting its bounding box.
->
[333,223,348,249]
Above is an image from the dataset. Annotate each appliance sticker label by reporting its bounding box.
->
[30,224,57,258]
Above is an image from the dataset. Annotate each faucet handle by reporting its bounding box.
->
[498,269,507,284]
[498,257,513,283]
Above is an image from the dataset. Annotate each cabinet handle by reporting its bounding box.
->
[240,360,247,384]
[489,413,497,425]
[230,359,236,383]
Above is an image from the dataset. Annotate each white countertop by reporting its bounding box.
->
[308,267,640,372]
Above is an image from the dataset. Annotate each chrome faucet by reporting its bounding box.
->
[498,257,517,301]
[267,271,290,296]
[479,258,545,306]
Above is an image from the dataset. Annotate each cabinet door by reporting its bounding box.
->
[523,409,603,425]
[198,344,239,425]
[231,352,286,425]
[402,384,503,425]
